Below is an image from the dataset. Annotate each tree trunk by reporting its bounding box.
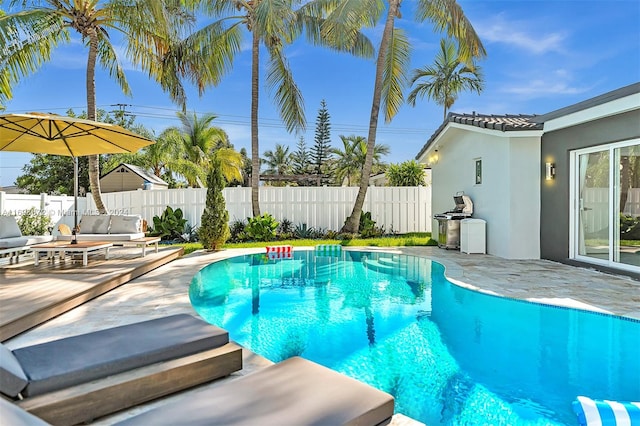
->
[341,0,399,233]
[86,29,107,214]
[250,30,261,217]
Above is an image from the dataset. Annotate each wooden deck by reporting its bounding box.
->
[0,246,184,342]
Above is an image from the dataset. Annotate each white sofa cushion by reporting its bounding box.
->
[78,215,111,234]
[0,216,22,239]
[22,235,53,245]
[110,215,141,234]
[0,237,28,249]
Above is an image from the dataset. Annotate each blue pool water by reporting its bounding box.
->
[189,250,640,425]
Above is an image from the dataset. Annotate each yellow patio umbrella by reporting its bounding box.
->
[0,112,154,242]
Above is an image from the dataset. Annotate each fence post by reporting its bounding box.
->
[40,193,48,212]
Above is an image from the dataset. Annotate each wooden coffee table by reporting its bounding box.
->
[31,241,113,266]
[116,236,161,257]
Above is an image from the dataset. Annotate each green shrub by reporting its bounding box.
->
[294,223,315,239]
[245,213,279,242]
[199,164,230,250]
[152,206,188,241]
[620,213,640,240]
[182,224,199,243]
[16,208,53,235]
[229,219,248,242]
[359,211,383,238]
[277,218,294,239]
[386,160,426,186]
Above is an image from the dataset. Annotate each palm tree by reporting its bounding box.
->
[408,38,484,120]
[263,144,293,176]
[1,0,190,213]
[332,135,389,186]
[320,0,486,232]
[168,0,375,217]
[164,111,242,187]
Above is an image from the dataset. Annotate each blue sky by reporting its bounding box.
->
[1,0,639,187]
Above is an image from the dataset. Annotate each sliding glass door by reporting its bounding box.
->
[573,140,640,271]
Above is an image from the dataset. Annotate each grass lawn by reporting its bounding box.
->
[174,233,436,255]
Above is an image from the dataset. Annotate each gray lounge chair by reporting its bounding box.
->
[116,356,395,426]
[0,314,242,425]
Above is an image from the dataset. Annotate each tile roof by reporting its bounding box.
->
[415,112,543,161]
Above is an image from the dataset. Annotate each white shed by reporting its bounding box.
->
[100,163,168,193]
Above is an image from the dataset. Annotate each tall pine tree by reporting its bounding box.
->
[292,136,311,176]
[198,159,230,250]
[310,100,332,185]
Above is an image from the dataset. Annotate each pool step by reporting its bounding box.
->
[377,256,407,268]
[363,256,425,284]
[362,257,396,275]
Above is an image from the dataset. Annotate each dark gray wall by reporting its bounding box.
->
[540,109,640,278]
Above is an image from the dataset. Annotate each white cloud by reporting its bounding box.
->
[476,14,566,55]
[502,79,593,97]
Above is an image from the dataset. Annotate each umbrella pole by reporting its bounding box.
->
[72,156,78,244]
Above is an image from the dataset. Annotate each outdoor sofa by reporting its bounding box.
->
[0,314,242,425]
[0,216,53,263]
[117,356,395,426]
[55,214,145,242]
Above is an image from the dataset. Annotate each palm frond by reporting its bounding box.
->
[318,0,382,54]
[266,47,306,133]
[381,27,410,123]
[96,34,131,96]
[0,10,69,104]
[415,0,486,64]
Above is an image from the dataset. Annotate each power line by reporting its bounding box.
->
[4,103,436,136]
[121,104,435,136]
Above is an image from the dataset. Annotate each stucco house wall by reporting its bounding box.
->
[427,123,541,259]
[540,107,640,277]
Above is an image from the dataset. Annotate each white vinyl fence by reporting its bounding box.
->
[582,188,640,234]
[92,186,432,233]
[0,192,86,233]
[2,186,432,235]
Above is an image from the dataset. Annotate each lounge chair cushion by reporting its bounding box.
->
[78,215,111,234]
[116,356,395,426]
[0,343,29,397]
[110,215,141,234]
[0,216,22,239]
[0,236,53,249]
[0,236,28,249]
[12,314,229,397]
[0,398,50,426]
[56,233,145,242]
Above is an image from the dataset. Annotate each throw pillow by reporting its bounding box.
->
[109,215,141,234]
[0,216,22,239]
[78,215,111,234]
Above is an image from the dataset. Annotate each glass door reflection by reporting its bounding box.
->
[616,145,640,267]
[578,150,610,262]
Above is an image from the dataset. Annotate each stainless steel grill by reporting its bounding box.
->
[434,193,473,249]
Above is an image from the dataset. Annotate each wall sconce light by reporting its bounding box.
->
[545,162,556,180]
[429,149,439,165]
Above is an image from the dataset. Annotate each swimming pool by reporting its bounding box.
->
[189,250,640,425]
